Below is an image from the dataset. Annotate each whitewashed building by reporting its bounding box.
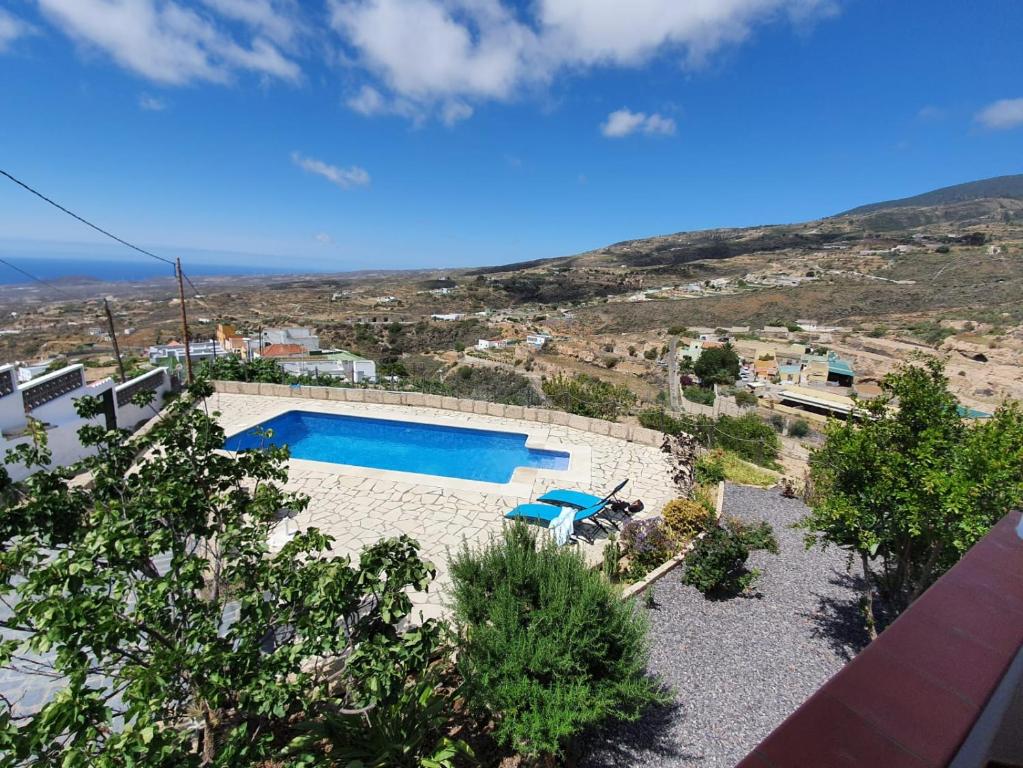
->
[0,363,173,482]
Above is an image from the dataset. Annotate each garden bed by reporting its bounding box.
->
[581,484,870,768]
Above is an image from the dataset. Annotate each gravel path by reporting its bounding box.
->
[581,483,869,768]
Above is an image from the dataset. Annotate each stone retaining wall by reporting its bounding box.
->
[211,380,665,447]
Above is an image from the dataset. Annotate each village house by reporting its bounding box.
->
[261,327,319,353]
[477,338,511,351]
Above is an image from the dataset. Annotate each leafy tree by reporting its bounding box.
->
[200,355,286,384]
[693,344,740,386]
[541,374,636,421]
[0,383,442,766]
[800,359,1023,637]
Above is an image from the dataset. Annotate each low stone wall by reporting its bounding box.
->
[211,380,665,447]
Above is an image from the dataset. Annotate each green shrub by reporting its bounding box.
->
[695,451,727,485]
[788,418,811,438]
[724,516,780,555]
[542,374,637,421]
[448,524,664,758]
[643,348,658,360]
[620,517,677,578]
[733,390,758,407]
[683,385,715,406]
[602,535,622,582]
[288,670,472,768]
[714,413,781,468]
[444,366,539,406]
[682,526,757,597]
[662,498,712,542]
[769,413,785,432]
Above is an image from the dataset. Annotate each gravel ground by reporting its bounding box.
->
[581,483,869,768]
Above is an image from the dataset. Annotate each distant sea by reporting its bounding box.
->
[0,257,301,286]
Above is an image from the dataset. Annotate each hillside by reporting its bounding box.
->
[839,173,1023,216]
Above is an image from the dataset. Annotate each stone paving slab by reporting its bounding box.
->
[209,392,677,619]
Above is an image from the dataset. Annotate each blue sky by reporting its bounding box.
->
[0,0,1021,274]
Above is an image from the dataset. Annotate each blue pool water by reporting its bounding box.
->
[224,410,570,483]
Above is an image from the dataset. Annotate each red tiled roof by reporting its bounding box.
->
[261,343,305,358]
[737,511,1023,768]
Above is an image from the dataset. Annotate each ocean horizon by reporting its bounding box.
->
[0,257,311,286]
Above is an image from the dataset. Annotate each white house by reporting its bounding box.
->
[148,341,227,366]
[261,327,319,353]
[525,333,550,348]
[477,338,510,351]
[431,313,465,321]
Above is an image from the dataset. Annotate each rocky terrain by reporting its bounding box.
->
[2,174,1022,410]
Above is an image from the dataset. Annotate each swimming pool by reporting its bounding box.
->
[224,410,570,483]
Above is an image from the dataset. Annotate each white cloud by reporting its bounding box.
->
[917,105,944,121]
[0,8,33,52]
[199,0,300,47]
[36,0,301,85]
[601,108,676,138]
[139,93,168,110]
[976,98,1023,131]
[291,151,370,189]
[314,232,334,243]
[347,84,387,115]
[440,100,473,125]
[331,0,838,122]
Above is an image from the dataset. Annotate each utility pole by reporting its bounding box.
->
[103,298,127,383]
[176,257,193,385]
[668,335,680,411]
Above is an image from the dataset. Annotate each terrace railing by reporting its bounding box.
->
[22,368,85,412]
[116,369,166,408]
[0,368,14,399]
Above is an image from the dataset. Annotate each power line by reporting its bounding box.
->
[0,169,176,267]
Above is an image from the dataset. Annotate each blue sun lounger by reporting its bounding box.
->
[536,479,629,511]
[504,499,609,543]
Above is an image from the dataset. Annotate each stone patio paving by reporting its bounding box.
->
[209,392,678,619]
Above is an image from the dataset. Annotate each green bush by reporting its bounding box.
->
[637,410,780,468]
[643,347,659,360]
[445,365,539,406]
[683,385,715,406]
[724,516,780,555]
[714,413,781,468]
[288,667,472,768]
[733,390,758,407]
[662,498,712,541]
[542,374,637,421]
[620,517,677,578]
[682,526,757,597]
[769,413,785,432]
[449,524,664,758]
[788,418,811,438]
[695,451,726,484]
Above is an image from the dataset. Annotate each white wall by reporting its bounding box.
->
[0,364,24,434]
[3,365,113,482]
[114,368,171,430]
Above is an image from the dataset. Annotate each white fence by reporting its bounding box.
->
[0,365,173,481]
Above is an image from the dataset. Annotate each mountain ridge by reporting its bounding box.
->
[837,173,1023,216]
